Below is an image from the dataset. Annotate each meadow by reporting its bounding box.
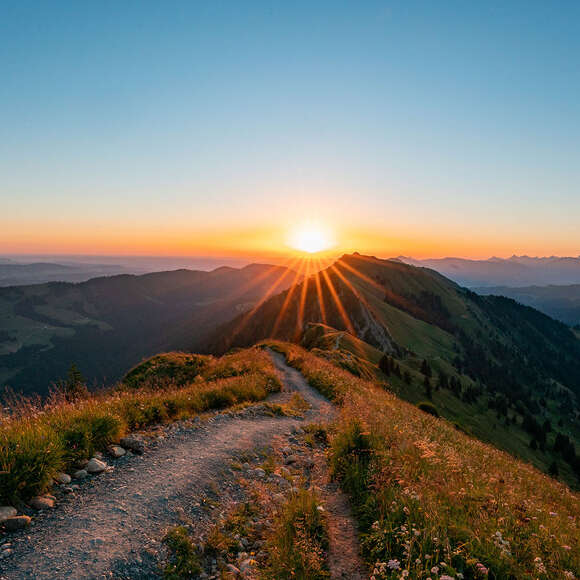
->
[267,341,580,579]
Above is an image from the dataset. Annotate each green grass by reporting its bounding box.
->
[266,489,330,580]
[0,348,280,504]
[163,526,201,579]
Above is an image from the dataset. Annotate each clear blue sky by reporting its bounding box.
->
[1,0,578,257]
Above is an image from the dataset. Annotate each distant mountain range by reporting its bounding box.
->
[0,264,296,394]
[398,255,580,287]
[475,284,580,327]
[0,256,255,287]
[0,261,131,286]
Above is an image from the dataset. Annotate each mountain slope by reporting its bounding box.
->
[0,264,296,395]
[212,253,580,483]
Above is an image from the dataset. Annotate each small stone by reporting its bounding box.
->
[3,515,31,531]
[303,457,315,469]
[120,435,145,455]
[107,445,126,458]
[253,468,266,478]
[86,458,107,474]
[62,486,74,494]
[0,507,17,523]
[73,469,88,480]
[55,472,71,485]
[284,455,299,465]
[29,496,55,510]
[74,459,89,469]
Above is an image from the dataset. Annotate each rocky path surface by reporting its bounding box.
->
[0,350,363,579]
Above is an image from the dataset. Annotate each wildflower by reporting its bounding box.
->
[457,574,464,579]
[534,557,547,574]
[431,566,440,574]
[562,545,572,551]
[563,571,575,579]
[475,562,489,576]
[441,576,454,580]
[388,559,401,570]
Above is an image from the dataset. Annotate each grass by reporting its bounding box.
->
[0,348,280,504]
[266,489,330,580]
[205,501,259,557]
[268,341,580,579]
[163,526,201,579]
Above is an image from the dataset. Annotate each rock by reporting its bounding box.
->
[73,469,88,480]
[284,455,299,465]
[278,466,291,477]
[55,472,71,485]
[276,477,291,490]
[29,496,55,510]
[253,468,266,478]
[120,435,145,455]
[107,445,126,458]
[0,507,17,523]
[74,459,89,469]
[303,457,315,469]
[86,458,107,474]
[281,446,292,455]
[3,516,31,531]
[62,486,74,494]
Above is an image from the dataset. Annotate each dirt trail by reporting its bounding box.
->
[0,350,364,580]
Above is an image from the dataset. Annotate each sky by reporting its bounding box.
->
[1,0,579,259]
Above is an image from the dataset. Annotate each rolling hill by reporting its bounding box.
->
[0,263,296,395]
[212,253,580,484]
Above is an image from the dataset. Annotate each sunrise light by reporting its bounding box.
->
[287,223,334,254]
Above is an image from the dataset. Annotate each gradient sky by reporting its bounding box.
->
[1,0,579,258]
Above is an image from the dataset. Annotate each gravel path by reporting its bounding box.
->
[0,350,353,579]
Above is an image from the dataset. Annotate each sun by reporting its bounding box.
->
[288,223,334,254]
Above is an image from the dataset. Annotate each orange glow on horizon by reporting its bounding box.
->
[1,218,578,261]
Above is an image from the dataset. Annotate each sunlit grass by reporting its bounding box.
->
[268,341,580,579]
[0,348,280,504]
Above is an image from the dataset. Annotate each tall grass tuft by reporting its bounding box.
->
[267,489,330,579]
